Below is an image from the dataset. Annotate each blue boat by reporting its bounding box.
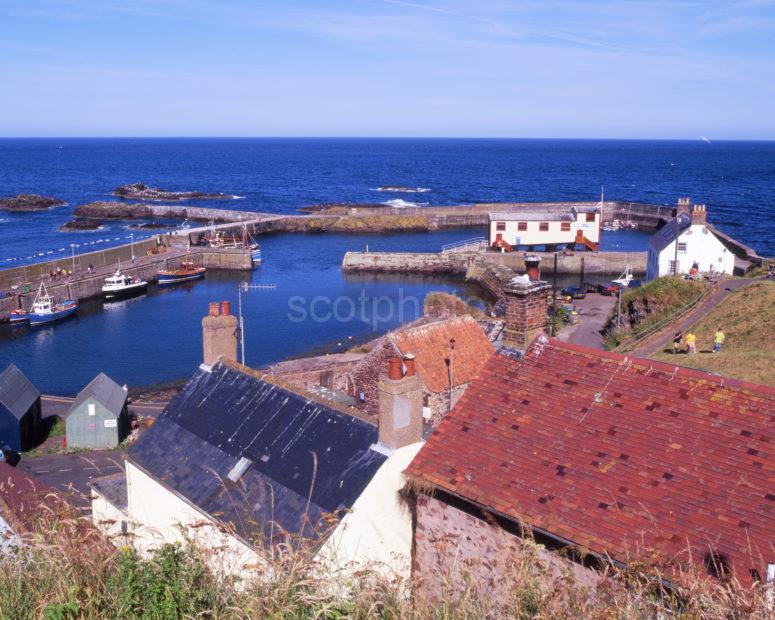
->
[157,260,206,286]
[20,283,78,326]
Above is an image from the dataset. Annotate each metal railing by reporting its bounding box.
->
[441,237,487,253]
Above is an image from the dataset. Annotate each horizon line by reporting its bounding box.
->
[1,135,774,142]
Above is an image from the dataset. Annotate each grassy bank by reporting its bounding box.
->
[283,214,432,233]
[650,280,775,386]
[604,277,707,350]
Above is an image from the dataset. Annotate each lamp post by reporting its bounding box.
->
[70,244,76,274]
[130,233,135,263]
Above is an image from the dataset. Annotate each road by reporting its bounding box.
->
[556,292,617,350]
[41,394,167,420]
[18,450,125,511]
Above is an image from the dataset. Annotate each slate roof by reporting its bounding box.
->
[89,473,128,512]
[0,364,40,420]
[389,316,494,393]
[650,212,692,252]
[489,210,575,222]
[129,361,386,548]
[406,338,775,583]
[70,373,127,417]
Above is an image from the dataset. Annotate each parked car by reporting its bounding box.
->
[0,444,20,466]
[596,282,622,296]
[561,286,586,299]
[627,279,642,288]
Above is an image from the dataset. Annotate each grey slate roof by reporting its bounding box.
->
[70,373,127,417]
[650,212,692,252]
[89,473,128,511]
[128,362,386,548]
[0,364,40,420]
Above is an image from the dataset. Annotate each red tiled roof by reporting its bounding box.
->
[389,316,494,393]
[406,338,775,582]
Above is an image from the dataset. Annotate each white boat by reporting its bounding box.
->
[612,265,634,287]
[102,267,148,299]
[18,283,78,326]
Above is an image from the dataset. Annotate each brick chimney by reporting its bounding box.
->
[377,354,423,451]
[502,276,552,350]
[676,197,693,215]
[202,301,238,366]
[691,203,707,226]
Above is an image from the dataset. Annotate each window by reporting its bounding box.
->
[518,222,527,231]
[539,222,549,232]
[496,221,506,231]
[669,260,678,274]
[677,242,687,253]
[561,222,571,232]
[586,212,596,222]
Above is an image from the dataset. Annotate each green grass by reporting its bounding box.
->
[651,280,775,386]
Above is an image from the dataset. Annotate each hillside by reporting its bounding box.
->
[650,280,775,386]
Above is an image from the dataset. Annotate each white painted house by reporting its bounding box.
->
[91,355,425,585]
[488,205,601,251]
[646,202,734,281]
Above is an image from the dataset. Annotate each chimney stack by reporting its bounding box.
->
[202,302,238,367]
[524,254,541,282]
[691,204,707,226]
[377,355,423,451]
[676,197,693,215]
[502,276,552,350]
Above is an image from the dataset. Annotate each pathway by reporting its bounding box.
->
[556,293,616,350]
[631,278,754,357]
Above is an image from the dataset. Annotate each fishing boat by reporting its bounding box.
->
[18,283,78,326]
[208,225,261,268]
[612,265,634,288]
[157,258,205,286]
[102,266,148,299]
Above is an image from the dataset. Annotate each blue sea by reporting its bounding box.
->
[0,138,772,394]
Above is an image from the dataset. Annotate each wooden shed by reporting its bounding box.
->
[65,373,128,449]
[0,364,42,453]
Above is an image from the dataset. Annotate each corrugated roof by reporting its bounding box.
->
[129,362,386,548]
[70,373,127,417]
[0,364,40,420]
[406,338,775,584]
[389,316,494,393]
[650,212,692,252]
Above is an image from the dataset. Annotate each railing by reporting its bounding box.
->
[441,237,487,253]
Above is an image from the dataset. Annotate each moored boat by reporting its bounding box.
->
[9,308,29,323]
[157,259,206,285]
[20,283,78,326]
[103,267,148,299]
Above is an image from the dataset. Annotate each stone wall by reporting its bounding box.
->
[413,494,598,604]
[350,339,397,417]
[425,383,468,426]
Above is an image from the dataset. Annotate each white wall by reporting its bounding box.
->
[489,212,600,247]
[648,225,735,280]
[315,442,423,583]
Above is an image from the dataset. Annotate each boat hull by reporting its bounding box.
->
[157,270,205,286]
[103,281,148,299]
[27,303,78,326]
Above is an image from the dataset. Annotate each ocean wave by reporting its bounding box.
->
[372,186,431,193]
[382,198,429,208]
[231,194,246,199]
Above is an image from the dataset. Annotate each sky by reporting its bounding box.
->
[1,0,774,139]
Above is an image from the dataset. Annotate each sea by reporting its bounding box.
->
[0,138,772,395]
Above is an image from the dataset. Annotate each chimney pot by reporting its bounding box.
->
[378,367,423,451]
[209,302,220,317]
[388,357,403,380]
[404,353,416,377]
[202,303,238,366]
[221,300,231,316]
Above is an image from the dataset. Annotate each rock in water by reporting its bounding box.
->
[112,182,228,201]
[59,218,102,231]
[0,194,66,211]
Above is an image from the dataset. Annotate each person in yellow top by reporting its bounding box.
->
[686,331,696,354]
[713,328,725,353]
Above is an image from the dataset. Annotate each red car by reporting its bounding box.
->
[596,282,623,296]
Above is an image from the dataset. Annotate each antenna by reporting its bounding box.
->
[237,281,277,364]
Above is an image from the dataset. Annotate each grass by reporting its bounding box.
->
[604,277,708,350]
[650,280,775,386]
[423,291,488,320]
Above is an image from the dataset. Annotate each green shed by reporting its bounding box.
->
[65,373,128,449]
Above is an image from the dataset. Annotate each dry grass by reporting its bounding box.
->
[651,280,775,386]
[423,291,488,320]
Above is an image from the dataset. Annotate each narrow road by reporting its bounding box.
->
[556,293,617,350]
[631,278,754,357]
[42,394,167,419]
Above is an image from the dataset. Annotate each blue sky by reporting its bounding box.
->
[1,0,774,138]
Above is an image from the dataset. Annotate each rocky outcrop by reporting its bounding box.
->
[59,218,101,231]
[112,183,229,201]
[74,201,153,220]
[0,194,66,211]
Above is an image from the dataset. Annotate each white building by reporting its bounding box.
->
[91,354,426,585]
[488,206,601,251]
[646,202,734,281]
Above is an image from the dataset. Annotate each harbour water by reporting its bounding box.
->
[0,138,772,394]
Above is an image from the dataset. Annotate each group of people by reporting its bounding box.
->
[672,328,725,354]
[48,267,72,281]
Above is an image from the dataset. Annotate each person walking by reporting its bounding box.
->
[714,328,725,353]
[672,331,683,354]
[686,331,697,354]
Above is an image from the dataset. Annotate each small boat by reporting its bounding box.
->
[103,267,148,299]
[20,283,78,326]
[208,225,261,268]
[612,265,634,288]
[9,308,29,324]
[157,259,205,286]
